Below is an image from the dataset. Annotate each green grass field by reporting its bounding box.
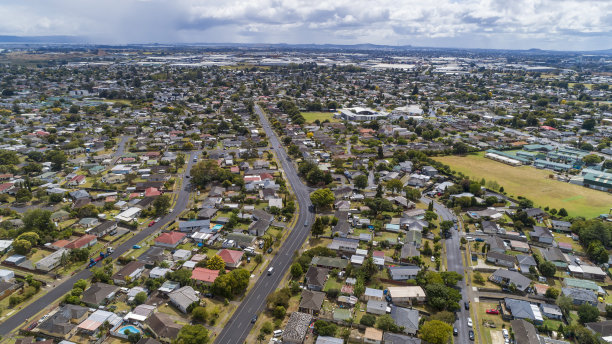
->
[301,112,340,123]
[434,153,612,218]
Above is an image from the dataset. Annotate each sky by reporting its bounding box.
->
[1,0,611,50]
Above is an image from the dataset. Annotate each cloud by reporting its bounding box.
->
[0,0,609,49]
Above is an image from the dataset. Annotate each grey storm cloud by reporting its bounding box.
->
[0,0,610,50]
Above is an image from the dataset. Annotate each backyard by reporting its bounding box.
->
[433,152,612,218]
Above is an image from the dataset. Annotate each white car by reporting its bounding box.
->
[502,329,509,338]
[467,317,473,327]
[431,256,435,262]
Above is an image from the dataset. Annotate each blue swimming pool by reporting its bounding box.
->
[212,224,223,231]
[119,325,142,335]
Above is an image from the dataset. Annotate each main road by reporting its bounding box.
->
[422,196,473,344]
[214,105,315,344]
[0,150,201,336]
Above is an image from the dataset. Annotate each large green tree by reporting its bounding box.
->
[175,324,210,344]
[420,320,453,344]
[310,188,335,210]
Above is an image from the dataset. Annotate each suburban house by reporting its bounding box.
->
[387,286,426,305]
[504,298,543,324]
[530,226,554,244]
[390,306,420,335]
[169,286,199,313]
[145,312,183,342]
[154,232,186,249]
[112,261,145,285]
[81,283,119,307]
[298,290,325,315]
[218,249,244,269]
[191,267,219,285]
[489,269,532,292]
[511,319,541,344]
[87,221,117,237]
[37,304,89,338]
[305,266,328,291]
[562,287,597,306]
[282,312,313,344]
[388,266,421,281]
[486,251,516,268]
[367,300,387,315]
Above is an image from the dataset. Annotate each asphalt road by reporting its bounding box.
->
[0,150,200,336]
[422,197,472,344]
[214,105,314,344]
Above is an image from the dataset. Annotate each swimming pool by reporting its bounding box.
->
[212,224,223,231]
[119,325,142,335]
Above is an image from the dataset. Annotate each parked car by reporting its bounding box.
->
[486,309,499,315]
[464,301,470,310]
[453,327,458,336]
[148,220,156,227]
[502,329,509,338]
[469,330,474,341]
[251,315,258,324]
[467,317,473,327]
[132,245,141,249]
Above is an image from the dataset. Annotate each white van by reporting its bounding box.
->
[273,330,283,337]
[267,267,274,275]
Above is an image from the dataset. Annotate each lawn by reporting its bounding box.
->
[301,112,340,123]
[433,153,612,218]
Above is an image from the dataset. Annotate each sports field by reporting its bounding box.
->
[301,112,340,123]
[434,153,612,218]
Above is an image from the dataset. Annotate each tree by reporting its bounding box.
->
[557,295,573,317]
[428,311,456,324]
[175,324,210,344]
[386,179,404,194]
[545,288,560,299]
[191,306,208,322]
[272,305,286,319]
[587,241,609,264]
[133,291,147,305]
[578,303,600,324]
[473,272,485,284]
[206,255,225,270]
[22,209,55,233]
[13,239,32,255]
[211,269,250,299]
[582,154,602,166]
[420,320,453,344]
[290,263,303,279]
[310,188,335,210]
[582,118,596,131]
[45,150,67,171]
[127,331,141,344]
[17,232,40,246]
[539,261,557,277]
[314,320,337,336]
[311,217,324,237]
[153,194,171,215]
[360,314,376,326]
[15,188,32,203]
[558,208,568,217]
[376,314,400,332]
[354,174,368,189]
[74,279,88,291]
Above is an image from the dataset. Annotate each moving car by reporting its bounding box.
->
[486,309,500,315]
[267,267,274,275]
[251,315,258,324]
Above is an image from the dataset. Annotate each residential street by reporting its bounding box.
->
[0,150,201,336]
[214,104,315,344]
[422,196,474,344]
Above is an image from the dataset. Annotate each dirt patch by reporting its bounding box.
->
[491,330,505,344]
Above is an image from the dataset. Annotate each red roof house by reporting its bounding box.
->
[145,187,161,197]
[154,232,186,248]
[191,267,220,285]
[65,234,98,249]
[218,249,244,269]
